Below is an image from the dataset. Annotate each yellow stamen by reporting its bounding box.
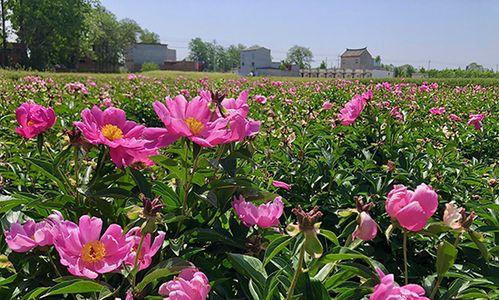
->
[27,120,35,126]
[81,241,106,264]
[185,117,204,135]
[101,124,123,141]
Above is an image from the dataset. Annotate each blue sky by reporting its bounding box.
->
[102,0,499,70]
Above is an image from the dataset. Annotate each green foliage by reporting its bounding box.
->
[140,29,160,44]
[9,0,91,69]
[286,45,313,68]
[188,38,246,72]
[141,62,159,72]
[0,71,497,299]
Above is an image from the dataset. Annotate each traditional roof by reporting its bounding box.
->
[341,47,369,58]
[242,46,270,52]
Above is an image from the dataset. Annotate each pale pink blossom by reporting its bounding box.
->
[232,196,284,228]
[385,184,438,232]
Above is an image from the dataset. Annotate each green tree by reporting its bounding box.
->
[286,45,313,69]
[119,18,142,48]
[140,29,160,43]
[226,44,246,70]
[10,0,91,69]
[188,38,211,70]
[83,5,124,69]
[319,60,327,69]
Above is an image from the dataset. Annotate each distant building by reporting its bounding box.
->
[300,68,393,78]
[411,72,428,79]
[163,60,202,72]
[299,47,393,78]
[76,57,118,73]
[239,46,299,77]
[340,47,374,70]
[125,43,176,72]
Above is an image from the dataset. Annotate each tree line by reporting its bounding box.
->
[187,39,314,72]
[1,0,160,70]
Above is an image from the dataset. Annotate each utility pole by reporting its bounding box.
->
[427,60,431,71]
[1,0,6,67]
[212,40,217,72]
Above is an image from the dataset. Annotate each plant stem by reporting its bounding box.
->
[430,276,442,299]
[403,230,409,285]
[74,147,80,204]
[47,250,61,277]
[286,244,305,300]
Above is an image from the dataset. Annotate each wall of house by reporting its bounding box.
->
[256,68,300,77]
[125,44,176,71]
[341,52,374,70]
[359,52,374,70]
[239,48,272,75]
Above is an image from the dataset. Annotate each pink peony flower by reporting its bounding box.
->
[390,106,404,121]
[153,95,229,147]
[272,180,291,190]
[53,215,130,279]
[128,74,137,80]
[385,184,438,232]
[254,95,267,104]
[338,91,371,125]
[4,211,63,252]
[370,268,429,300]
[467,113,484,130]
[15,101,56,139]
[65,82,89,95]
[352,212,378,241]
[232,196,284,228]
[74,106,159,167]
[429,107,446,115]
[449,114,461,122]
[125,227,165,271]
[322,101,333,110]
[158,268,210,300]
[102,97,113,108]
[220,91,261,142]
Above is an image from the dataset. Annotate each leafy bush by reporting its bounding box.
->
[140,62,159,72]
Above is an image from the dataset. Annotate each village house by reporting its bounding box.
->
[340,47,374,70]
[239,46,300,77]
[125,43,176,72]
[300,47,393,78]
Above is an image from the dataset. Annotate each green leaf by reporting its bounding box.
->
[228,253,267,287]
[0,274,16,286]
[129,168,153,198]
[21,287,50,300]
[263,235,292,266]
[436,240,458,276]
[319,229,339,246]
[248,279,263,300]
[26,158,68,193]
[304,231,323,259]
[468,230,491,261]
[42,279,110,297]
[136,258,192,292]
[152,182,180,211]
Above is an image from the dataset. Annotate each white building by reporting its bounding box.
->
[300,68,393,78]
[239,46,299,77]
[125,43,176,72]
